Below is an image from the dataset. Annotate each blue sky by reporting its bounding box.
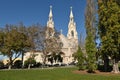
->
[0,0,86,36]
[0,0,86,59]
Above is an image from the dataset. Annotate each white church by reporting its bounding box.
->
[23,6,78,65]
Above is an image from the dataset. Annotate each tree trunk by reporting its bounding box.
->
[42,50,47,67]
[28,64,31,69]
[103,54,109,72]
[43,56,47,67]
[8,64,12,69]
[8,56,13,70]
[21,51,24,68]
[112,59,119,73]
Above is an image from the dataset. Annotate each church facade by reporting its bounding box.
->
[23,6,78,65]
[46,6,78,64]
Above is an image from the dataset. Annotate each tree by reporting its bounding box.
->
[25,25,47,65]
[85,33,97,73]
[18,22,29,68]
[98,0,120,73]
[74,46,85,70]
[25,25,62,66]
[0,25,32,69]
[73,33,85,70]
[42,27,62,65]
[85,0,97,73]
[24,52,36,69]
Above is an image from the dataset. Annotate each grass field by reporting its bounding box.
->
[0,67,120,80]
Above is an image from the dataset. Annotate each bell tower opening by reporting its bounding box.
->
[71,30,74,37]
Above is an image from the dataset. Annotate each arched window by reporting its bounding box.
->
[71,31,74,37]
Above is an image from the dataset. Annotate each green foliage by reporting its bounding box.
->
[35,62,42,67]
[0,25,33,69]
[24,58,36,68]
[98,0,120,72]
[98,0,120,58]
[0,61,4,69]
[13,60,22,68]
[0,31,4,47]
[85,0,97,73]
[85,33,97,73]
[73,46,85,70]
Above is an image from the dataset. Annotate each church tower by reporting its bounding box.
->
[46,6,55,38]
[67,7,78,40]
[47,5,54,29]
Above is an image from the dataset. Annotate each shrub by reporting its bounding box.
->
[13,60,22,68]
[0,61,4,69]
[35,62,42,67]
[73,47,85,70]
[24,58,36,68]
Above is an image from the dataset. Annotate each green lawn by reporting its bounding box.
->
[0,67,120,80]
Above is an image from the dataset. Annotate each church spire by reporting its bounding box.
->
[70,7,74,22]
[70,7,73,18]
[47,5,54,29]
[46,5,55,38]
[67,7,78,40]
[49,5,53,20]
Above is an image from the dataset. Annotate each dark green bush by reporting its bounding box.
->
[0,61,4,69]
[35,62,42,67]
[24,58,36,68]
[13,60,22,68]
